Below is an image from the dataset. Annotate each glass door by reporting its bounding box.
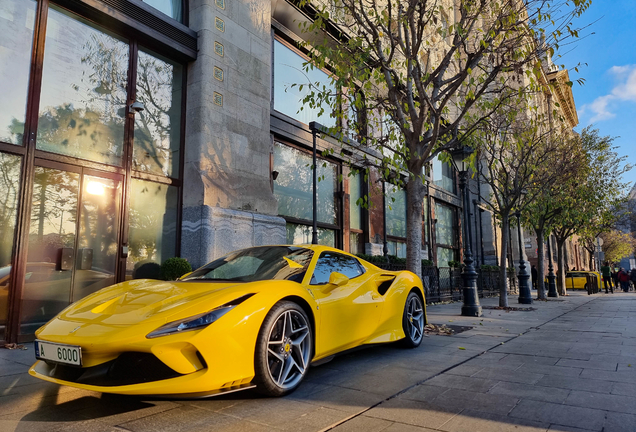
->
[20,164,122,334]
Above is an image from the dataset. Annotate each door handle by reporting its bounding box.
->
[372,293,381,300]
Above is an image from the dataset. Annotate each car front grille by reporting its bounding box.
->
[41,352,183,386]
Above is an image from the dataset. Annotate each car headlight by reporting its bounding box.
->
[146,294,254,338]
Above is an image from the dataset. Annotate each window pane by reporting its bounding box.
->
[133,49,183,178]
[0,152,22,339]
[0,0,36,145]
[286,223,335,247]
[127,179,178,279]
[432,155,456,194]
[273,40,335,127]
[37,6,128,165]
[385,184,406,237]
[274,142,337,224]
[349,232,361,255]
[310,252,362,284]
[349,172,362,230]
[423,198,429,244]
[435,202,455,246]
[437,246,456,267]
[74,175,121,301]
[21,167,80,334]
[142,0,183,22]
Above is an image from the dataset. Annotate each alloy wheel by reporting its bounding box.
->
[266,310,311,390]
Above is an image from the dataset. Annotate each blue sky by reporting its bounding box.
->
[557,0,636,192]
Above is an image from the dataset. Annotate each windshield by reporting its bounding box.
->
[182,246,314,283]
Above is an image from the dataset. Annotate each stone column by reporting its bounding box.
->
[183,0,285,267]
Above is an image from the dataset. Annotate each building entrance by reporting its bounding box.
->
[19,164,122,334]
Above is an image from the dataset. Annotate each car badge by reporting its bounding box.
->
[69,326,81,334]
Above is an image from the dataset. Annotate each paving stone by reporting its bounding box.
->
[499,354,560,366]
[471,367,544,384]
[333,367,435,397]
[444,364,485,377]
[514,363,582,377]
[534,374,613,393]
[397,384,450,403]
[329,415,393,432]
[579,368,636,383]
[427,388,519,416]
[509,398,606,431]
[425,373,499,393]
[565,389,636,415]
[382,422,439,431]
[486,381,571,404]
[438,408,549,432]
[603,412,636,432]
[289,386,384,414]
[555,358,618,371]
[365,397,462,429]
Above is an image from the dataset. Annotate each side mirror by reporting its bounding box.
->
[322,272,349,292]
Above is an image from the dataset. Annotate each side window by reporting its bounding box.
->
[310,252,364,285]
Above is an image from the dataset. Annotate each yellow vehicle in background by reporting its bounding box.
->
[565,271,602,291]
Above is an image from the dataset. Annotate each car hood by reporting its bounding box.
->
[58,278,260,326]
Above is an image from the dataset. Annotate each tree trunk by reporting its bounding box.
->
[588,251,594,271]
[535,228,546,300]
[556,238,568,296]
[406,179,424,279]
[499,214,510,307]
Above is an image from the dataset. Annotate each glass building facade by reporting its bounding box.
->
[0,0,187,342]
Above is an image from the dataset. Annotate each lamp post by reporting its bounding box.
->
[450,145,482,317]
[513,211,533,304]
[546,235,558,297]
[381,179,389,262]
[309,122,321,244]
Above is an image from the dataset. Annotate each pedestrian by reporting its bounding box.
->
[531,265,538,290]
[630,268,636,291]
[601,261,614,294]
[612,268,619,292]
[618,268,630,293]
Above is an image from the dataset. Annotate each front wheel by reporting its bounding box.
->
[401,292,425,348]
[254,301,313,397]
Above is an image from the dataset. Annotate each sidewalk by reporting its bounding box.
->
[1,291,635,432]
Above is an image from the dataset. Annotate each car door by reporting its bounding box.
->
[309,252,383,357]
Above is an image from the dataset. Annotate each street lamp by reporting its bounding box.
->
[309,122,323,245]
[546,235,559,297]
[450,145,482,317]
[513,211,533,304]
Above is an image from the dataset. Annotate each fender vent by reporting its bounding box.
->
[377,276,396,296]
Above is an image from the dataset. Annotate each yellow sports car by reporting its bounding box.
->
[30,245,426,397]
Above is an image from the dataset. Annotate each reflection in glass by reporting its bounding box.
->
[74,175,121,301]
[274,40,335,127]
[435,202,455,246]
[0,153,22,339]
[349,232,361,255]
[310,252,363,284]
[349,172,362,230]
[21,167,80,334]
[127,179,178,279]
[385,184,406,237]
[286,223,335,247]
[37,6,128,165]
[142,0,183,22]
[274,143,337,224]
[388,241,407,259]
[133,50,183,178]
[0,0,36,145]
[437,246,456,267]
[432,155,456,194]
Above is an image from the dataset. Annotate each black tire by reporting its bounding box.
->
[254,301,313,397]
[584,283,590,295]
[401,291,425,348]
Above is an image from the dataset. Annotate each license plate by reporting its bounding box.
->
[35,340,82,366]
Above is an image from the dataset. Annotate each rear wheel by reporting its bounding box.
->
[254,301,312,397]
[401,292,424,348]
